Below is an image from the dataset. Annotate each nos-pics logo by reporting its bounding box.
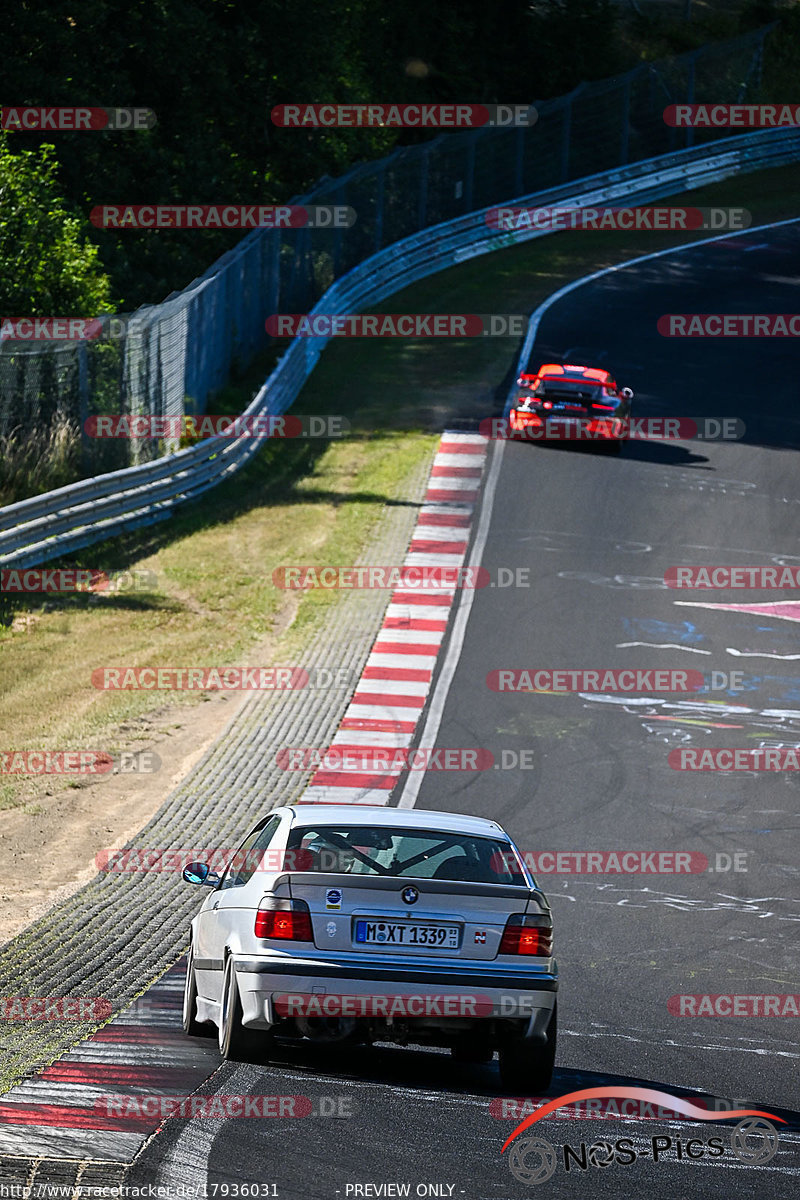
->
[502,1087,782,1184]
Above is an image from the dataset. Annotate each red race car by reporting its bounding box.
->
[509,362,633,454]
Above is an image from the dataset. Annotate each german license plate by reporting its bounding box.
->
[354,920,460,949]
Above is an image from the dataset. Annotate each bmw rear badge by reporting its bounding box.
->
[401,885,419,905]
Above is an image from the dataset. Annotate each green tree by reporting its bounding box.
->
[0,131,114,314]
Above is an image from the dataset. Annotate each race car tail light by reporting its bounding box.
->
[499,915,553,956]
[542,400,553,410]
[255,897,313,941]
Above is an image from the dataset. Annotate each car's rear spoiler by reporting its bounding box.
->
[266,871,550,912]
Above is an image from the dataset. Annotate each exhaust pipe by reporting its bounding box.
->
[296,1015,357,1043]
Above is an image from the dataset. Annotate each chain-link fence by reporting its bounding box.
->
[0,23,775,479]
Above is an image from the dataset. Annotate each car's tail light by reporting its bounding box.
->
[499,915,553,956]
[542,400,553,410]
[255,897,313,941]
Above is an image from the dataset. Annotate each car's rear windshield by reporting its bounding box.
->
[286,825,528,885]
[538,380,601,397]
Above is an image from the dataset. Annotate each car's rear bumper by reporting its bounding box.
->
[509,410,625,441]
[230,952,557,1036]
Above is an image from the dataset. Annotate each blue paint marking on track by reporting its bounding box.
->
[623,617,707,644]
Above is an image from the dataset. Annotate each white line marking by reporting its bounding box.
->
[386,604,453,620]
[352,677,431,696]
[433,453,486,467]
[344,703,423,722]
[409,528,470,543]
[301,786,395,804]
[424,477,479,490]
[373,628,444,644]
[420,503,475,516]
[616,641,712,655]
[403,553,466,568]
[366,652,438,671]
[330,730,413,747]
[727,648,800,661]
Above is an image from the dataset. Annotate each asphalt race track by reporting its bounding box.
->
[126,225,800,1196]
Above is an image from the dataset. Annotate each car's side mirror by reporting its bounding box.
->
[183,861,219,886]
[621,387,633,400]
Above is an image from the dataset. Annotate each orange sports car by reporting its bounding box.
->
[508,362,634,454]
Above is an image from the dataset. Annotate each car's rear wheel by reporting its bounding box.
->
[498,1003,557,1093]
[182,944,214,1038]
[219,956,257,1061]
